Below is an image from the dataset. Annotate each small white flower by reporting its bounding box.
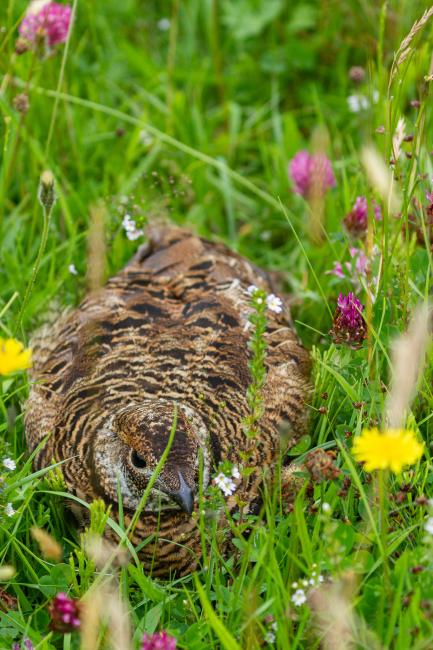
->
[271,622,277,631]
[3,458,16,471]
[424,517,433,535]
[247,284,258,296]
[291,581,298,589]
[427,498,433,508]
[309,578,315,586]
[256,297,263,305]
[5,503,15,517]
[264,631,275,644]
[157,17,171,31]
[127,229,143,241]
[266,294,283,314]
[68,263,78,275]
[291,588,307,607]
[322,502,331,513]
[122,215,143,241]
[347,94,369,113]
[311,571,317,577]
[139,130,154,147]
[318,575,324,583]
[119,195,129,205]
[302,579,309,587]
[214,472,236,496]
[231,466,240,480]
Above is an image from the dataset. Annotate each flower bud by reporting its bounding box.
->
[15,37,30,54]
[38,170,56,211]
[12,93,30,114]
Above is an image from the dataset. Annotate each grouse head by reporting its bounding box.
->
[92,399,210,515]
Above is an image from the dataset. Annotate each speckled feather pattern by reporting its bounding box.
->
[25,227,310,576]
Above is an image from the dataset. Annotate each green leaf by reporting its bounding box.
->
[195,578,242,650]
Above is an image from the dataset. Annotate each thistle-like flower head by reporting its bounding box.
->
[19,2,72,48]
[329,292,366,348]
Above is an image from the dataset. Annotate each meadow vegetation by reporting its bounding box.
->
[2,0,433,648]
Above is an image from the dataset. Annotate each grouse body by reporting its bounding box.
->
[25,226,310,576]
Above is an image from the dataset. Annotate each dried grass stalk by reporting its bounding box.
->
[83,533,128,570]
[105,586,133,650]
[87,200,107,292]
[391,5,433,80]
[361,145,401,215]
[386,303,431,429]
[80,588,103,650]
[30,526,62,561]
[80,584,132,650]
[308,577,356,650]
[308,126,331,245]
[392,117,406,162]
[0,565,16,580]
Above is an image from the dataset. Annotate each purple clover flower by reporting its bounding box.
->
[343,196,368,239]
[329,292,366,348]
[289,151,335,198]
[12,640,34,650]
[141,631,177,650]
[48,592,81,633]
[326,261,345,279]
[372,199,382,221]
[19,2,72,48]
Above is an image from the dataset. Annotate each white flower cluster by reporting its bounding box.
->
[347,90,379,113]
[157,17,171,31]
[5,503,15,517]
[246,285,283,314]
[3,458,16,471]
[425,517,433,534]
[213,466,240,497]
[264,620,278,644]
[422,500,433,535]
[122,214,144,241]
[291,565,325,607]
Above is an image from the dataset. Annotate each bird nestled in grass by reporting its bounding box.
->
[25,226,310,576]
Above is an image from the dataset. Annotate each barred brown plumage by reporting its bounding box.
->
[25,226,310,576]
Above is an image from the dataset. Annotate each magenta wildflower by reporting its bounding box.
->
[329,292,366,348]
[354,250,369,275]
[12,642,34,650]
[48,592,81,633]
[19,2,71,48]
[343,196,368,239]
[372,199,382,221]
[289,151,335,198]
[326,261,345,279]
[141,631,177,650]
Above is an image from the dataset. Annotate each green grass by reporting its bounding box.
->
[2,0,433,648]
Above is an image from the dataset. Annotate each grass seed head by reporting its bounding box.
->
[30,526,62,561]
[386,303,431,428]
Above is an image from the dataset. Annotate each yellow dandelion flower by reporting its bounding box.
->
[352,428,424,474]
[0,338,32,376]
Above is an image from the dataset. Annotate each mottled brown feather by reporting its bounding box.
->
[25,226,310,576]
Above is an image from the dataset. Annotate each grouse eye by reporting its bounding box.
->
[130,450,147,469]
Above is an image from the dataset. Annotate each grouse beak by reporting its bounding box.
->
[169,471,195,515]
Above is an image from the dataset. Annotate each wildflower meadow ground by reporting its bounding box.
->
[2,1,433,648]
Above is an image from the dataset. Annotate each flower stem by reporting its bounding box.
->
[377,468,390,636]
[14,200,53,336]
